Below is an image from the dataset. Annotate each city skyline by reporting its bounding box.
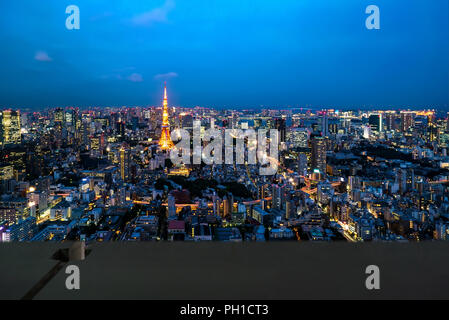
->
[2,102,449,244]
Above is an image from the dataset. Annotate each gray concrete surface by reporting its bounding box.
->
[1,242,448,300]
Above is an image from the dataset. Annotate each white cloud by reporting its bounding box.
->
[154,72,178,80]
[127,73,144,82]
[34,51,52,62]
[131,0,175,26]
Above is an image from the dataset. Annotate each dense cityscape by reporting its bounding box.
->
[1,85,449,243]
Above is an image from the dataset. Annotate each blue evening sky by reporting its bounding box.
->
[0,0,447,110]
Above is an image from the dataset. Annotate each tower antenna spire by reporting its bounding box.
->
[159,82,174,150]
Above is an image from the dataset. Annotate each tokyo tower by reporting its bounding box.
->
[159,83,174,150]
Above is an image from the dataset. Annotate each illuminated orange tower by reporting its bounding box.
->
[159,83,174,150]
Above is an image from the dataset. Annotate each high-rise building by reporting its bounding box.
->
[271,184,285,210]
[429,121,438,142]
[348,176,361,192]
[275,118,286,142]
[168,194,176,217]
[180,113,193,128]
[116,121,125,140]
[222,196,229,217]
[311,136,326,174]
[363,125,371,139]
[65,109,76,126]
[298,153,308,176]
[369,114,382,132]
[159,83,174,150]
[320,114,329,137]
[0,110,21,146]
[286,128,308,148]
[285,200,295,220]
[400,112,415,132]
[384,112,396,131]
[317,181,333,204]
[119,146,130,182]
[54,108,64,123]
[328,118,339,134]
[259,184,267,200]
[446,113,449,132]
[272,184,281,210]
[212,193,220,216]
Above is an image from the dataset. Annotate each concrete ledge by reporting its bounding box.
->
[1,242,448,300]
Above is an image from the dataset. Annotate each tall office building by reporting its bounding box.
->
[0,110,21,146]
[286,128,309,148]
[65,109,77,127]
[384,112,396,131]
[222,196,229,217]
[298,153,308,176]
[119,146,130,182]
[259,184,267,200]
[400,112,415,132]
[369,114,382,132]
[317,181,333,204]
[54,108,64,123]
[285,199,295,220]
[275,118,286,143]
[320,114,329,137]
[272,184,286,210]
[428,115,438,142]
[311,136,327,174]
[328,118,339,134]
[116,121,126,140]
[272,184,281,210]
